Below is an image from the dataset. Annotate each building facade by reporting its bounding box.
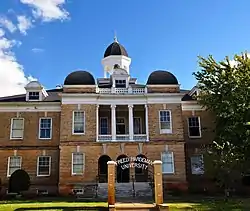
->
[0,38,213,197]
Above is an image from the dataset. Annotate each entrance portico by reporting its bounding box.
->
[96,104,149,142]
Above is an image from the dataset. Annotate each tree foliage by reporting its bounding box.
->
[193,53,250,193]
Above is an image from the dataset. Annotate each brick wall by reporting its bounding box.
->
[182,110,215,144]
[63,87,96,93]
[60,104,96,142]
[147,86,180,93]
[59,142,186,195]
[0,111,60,147]
[148,103,184,141]
[183,109,215,191]
[0,148,59,192]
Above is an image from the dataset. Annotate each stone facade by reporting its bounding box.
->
[0,95,213,197]
[0,40,216,198]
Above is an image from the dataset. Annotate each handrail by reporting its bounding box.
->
[131,175,135,197]
[95,175,99,198]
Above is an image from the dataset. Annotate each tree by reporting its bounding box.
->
[193,53,250,197]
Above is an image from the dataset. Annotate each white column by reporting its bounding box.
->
[145,104,149,141]
[128,104,134,141]
[96,105,99,141]
[111,105,116,141]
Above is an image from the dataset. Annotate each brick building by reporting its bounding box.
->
[0,38,213,197]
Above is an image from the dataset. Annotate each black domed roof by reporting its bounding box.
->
[147,70,178,85]
[104,38,128,58]
[64,70,95,85]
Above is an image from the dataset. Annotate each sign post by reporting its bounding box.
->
[153,160,163,205]
[107,161,116,206]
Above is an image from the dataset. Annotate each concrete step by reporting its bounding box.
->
[97,182,152,199]
[109,203,161,211]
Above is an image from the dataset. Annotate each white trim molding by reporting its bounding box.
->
[181,102,206,111]
[10,118,24,140]
[72,110,85,135]
[0,102,61,112]
[187,116,202,138]
[7,156,22,177]
[159,110,172,134]
[37,156,51,177]
[161,151,175,174]
[71,152,85,175]
[61,93,183,105]
[63,85,96,88]
[39,117,53,140]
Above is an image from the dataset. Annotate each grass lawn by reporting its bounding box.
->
[0,199,249,211]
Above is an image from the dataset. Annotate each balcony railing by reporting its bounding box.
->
[98,134,148,142]
[96,87,147,94]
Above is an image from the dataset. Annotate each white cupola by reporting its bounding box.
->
[101,36,131,78]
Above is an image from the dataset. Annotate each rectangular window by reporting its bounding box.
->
[115,80,126,88]
[73,111,85,134]
[10,118,24,139]
[188,117,201,137]
[72,153,85,175]
[100,117,108,135]
[28,92,39,100]
[161,152,174,174]
[7,156,22,176]
[134,117,142,134]
[159,110,172,134]
[37,156,51,176]
[116,117,126,134]
[190,155,204,175]
[39,118,52,139]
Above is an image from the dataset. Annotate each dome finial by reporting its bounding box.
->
[114,30,118,43]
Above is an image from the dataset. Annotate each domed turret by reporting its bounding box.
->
[147,70,178,85]
[64,70,95,85]
[104,36,128,58]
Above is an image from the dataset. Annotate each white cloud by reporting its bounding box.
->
[17,15,33,35]
[0,35,35,97]
[0,16,17,33]
[0,28,5,37]
[20,0,69,22]
[31,47,44,53]
[0,0,70,97]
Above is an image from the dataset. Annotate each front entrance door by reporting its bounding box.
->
[116,155,130,183]
[135,154,149,182]
[98,155,111,183]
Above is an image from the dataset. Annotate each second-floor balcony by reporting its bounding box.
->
[96,87,147,94]
[96,104,149,142]
[98,134,148,142]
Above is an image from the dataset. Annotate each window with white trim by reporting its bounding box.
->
[72,153,85,175]
[188,117,201,137]
[100,117,108,135]
[10,118,24,139]
[73,111,85,134]
[7,156,22,176]
[28,91,40,100]
[190,155,204,175]
[39,118,52,139]
[161,152,174,174]
[159,110,172,133]
[37,156,51,176]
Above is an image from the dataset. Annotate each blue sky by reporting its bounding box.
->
[0,0,250,96]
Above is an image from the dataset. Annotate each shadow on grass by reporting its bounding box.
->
[1,198,107,204]
[15,207,108,211]
[171,201,250,211]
